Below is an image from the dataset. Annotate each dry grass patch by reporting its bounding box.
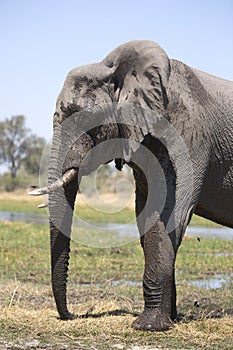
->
[0,191,43,212]
[0,281,232,349]
[175,317,233,348]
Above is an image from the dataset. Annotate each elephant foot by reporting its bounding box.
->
[59,311,77,320]
[132,308,173,331]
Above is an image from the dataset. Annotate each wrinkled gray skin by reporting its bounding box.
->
[48,40,233,331]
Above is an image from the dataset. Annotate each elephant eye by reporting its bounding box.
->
[67,103,81,112]
[85,99,95,110]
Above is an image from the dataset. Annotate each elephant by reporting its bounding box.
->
[29,40,233,331]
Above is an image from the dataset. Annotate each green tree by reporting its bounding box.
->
[22,134,46,175]
[0,115,46,178]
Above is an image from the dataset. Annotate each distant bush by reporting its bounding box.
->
[0,172,37,192]
[79,163,134,196]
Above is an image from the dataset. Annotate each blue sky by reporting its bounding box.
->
[0,0,232,141]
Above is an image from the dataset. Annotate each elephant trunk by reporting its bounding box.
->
[31,119,94,319]
[49,178,78,319]
[48,132,81,319]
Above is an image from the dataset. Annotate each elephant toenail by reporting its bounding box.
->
[144,324,153,331]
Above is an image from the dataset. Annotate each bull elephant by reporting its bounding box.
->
[30,40,233,331]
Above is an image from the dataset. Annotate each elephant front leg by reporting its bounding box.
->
[133,219,176,331]
[132,177,176,331]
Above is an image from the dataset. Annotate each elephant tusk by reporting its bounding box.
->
[28,168,78,196]
[37,203,49,209]
[28,186,50,196]
[60,168,78,185]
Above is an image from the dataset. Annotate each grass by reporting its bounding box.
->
[0,291,232,349]
[0,220,233,349]
[177,237,233,280]
[0,191,44,213]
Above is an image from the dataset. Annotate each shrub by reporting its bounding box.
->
[0,172,34,192]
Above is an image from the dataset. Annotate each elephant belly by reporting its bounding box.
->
[195,186,233,228]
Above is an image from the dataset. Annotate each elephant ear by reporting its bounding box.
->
[103,40,170,109]
[102,40,171,162]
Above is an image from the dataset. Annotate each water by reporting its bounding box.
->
[74,275,232,290]
[188,273,233,289]
[0,210,48,225]
[186,226,233,241]
[75,280,142,288]
[1,210,233,240]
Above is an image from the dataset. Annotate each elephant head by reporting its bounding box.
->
[30,40,172,320]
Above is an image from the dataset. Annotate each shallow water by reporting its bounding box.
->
[186,226,233,241]
[1,210,233,240]
[188,273,233,289]
[75,280,142,288]
[74,274,233,290]
[0,210,48,225]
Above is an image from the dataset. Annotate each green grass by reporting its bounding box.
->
[177,237,233,280]
[0,221,233,349]
[0,222,50,283]
[1,221,232,285]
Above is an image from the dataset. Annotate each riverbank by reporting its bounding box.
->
[0,221,232,349]
[0,191,225,227]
